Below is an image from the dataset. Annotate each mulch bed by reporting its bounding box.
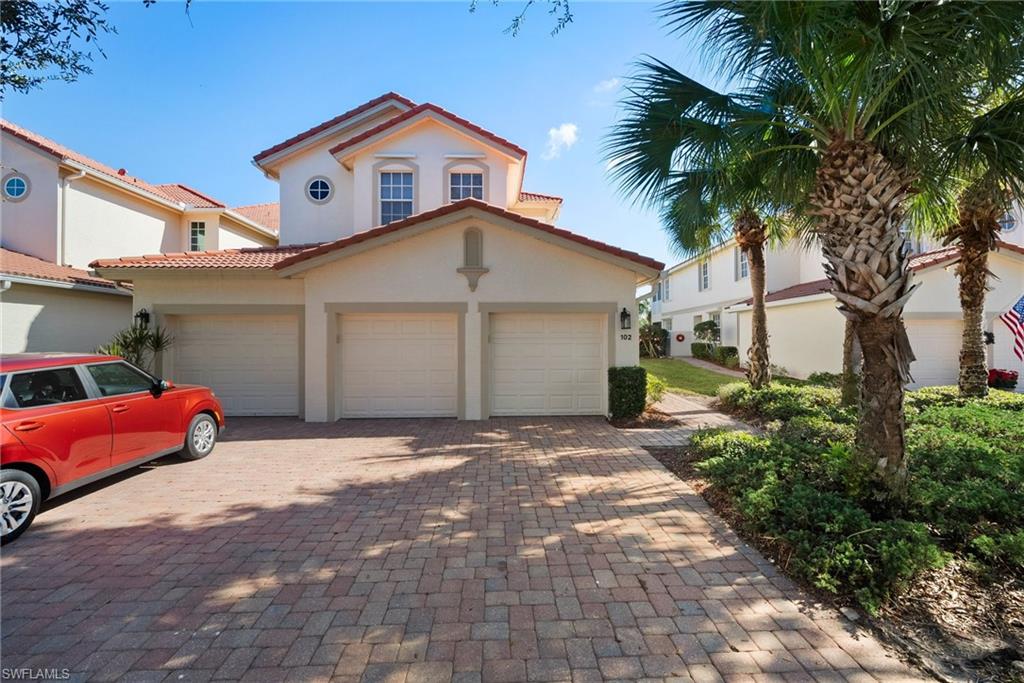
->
[647,444,1024,683]
[609,408,681,429]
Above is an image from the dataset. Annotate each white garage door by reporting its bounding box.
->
[907,319,962,388]
[490,313,606,416]
[173,314,299,416]
[339,314,458,418]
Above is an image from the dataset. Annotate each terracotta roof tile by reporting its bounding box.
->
[274,199,662,272]
[231,202,280,232]
[91,244,320,270]
[2,248,127,290]
[328,103,527,159]
[252,92,416,164]
[153,183,224,208]
[519,191,563,203]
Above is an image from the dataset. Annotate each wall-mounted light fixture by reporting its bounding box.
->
[620,307,631,331]
[134,308,151,327]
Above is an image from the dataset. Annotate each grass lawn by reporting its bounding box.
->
[641,358,739,396]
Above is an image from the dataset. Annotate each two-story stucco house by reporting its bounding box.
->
[651,208,1024,389]
[0,121,279,353]
[92,93,664,420]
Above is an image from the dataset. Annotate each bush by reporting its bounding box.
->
[716,382,847,422]
[714,346,739,367]
[608,366,647,419]
[807,371,843,387]
[646,374,667,406]
[691,342,713,361]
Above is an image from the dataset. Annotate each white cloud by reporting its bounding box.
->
[542,123,579,160]
[593,77,621,93]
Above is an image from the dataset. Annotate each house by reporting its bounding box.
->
[92,93,663,420]
[651,204,1024,389]
[0,120,279,353]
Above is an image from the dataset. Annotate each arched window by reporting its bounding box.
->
[463,227,483,268]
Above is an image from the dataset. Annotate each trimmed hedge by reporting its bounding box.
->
[609,366,647,419]
[691,343,739,368]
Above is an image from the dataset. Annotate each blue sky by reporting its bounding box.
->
[4,1,717,266]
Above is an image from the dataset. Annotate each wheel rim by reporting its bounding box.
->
[0,481,34,537]
[192,419,216,454]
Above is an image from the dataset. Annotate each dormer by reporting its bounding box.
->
[253,94,561,246]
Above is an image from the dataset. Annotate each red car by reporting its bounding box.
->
[0,353,224,543]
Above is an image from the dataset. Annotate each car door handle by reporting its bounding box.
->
[14,421,44,432]
[111,405,130,414]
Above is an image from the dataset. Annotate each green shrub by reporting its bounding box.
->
[691,342,713,361]
[713,346,739,367]
[716,382,847,422]
[646,374,667,406]
[608,366,647,419]
[776,415,855,448]
[807,371,843,387]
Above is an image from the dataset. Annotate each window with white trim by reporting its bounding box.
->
[698,260,710,291]
[380,171,414,224]
[3,173,29,201]
[306,177,332,203]
[663,277,671,301]
[736,248,749,279]
[999,213,1017,233]
[189,221,206,251]
[450,172,483,201]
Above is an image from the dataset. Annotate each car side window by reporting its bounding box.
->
[8,368,89,408]
[86,362,153,397]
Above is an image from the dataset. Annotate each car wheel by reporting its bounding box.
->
[181,413,218,461]
[0,470,41,545]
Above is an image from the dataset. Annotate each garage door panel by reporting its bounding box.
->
[490,313,606,416]
[340,313,457,418]
[173,314,299,417]
[908,319,962,388]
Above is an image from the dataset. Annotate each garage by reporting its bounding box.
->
[907,319,963,388]
[171,314,300,416]
[338,313,458,418]
[490,313,606,416]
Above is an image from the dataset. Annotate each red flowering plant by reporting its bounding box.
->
[988,369,1019,390]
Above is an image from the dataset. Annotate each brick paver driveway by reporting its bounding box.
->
[1,408,925,682]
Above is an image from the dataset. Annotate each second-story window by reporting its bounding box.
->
[190,221,206,251]
[736,248,749,279]
[380,171,414,224]
[663,277,671,301]
[698,260,710,291]
[450,172,483,201]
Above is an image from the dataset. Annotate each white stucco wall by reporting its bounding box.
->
[0,283,132,353]
[1,135,60,262]
[217,218,275,249]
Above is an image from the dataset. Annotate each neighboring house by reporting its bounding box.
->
[93,93,663,420]
[651,204,1024,390]
[0,120,279,353]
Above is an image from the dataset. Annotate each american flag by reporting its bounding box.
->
[1000,294,1024,362]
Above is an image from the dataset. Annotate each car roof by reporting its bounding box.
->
[0,353,121,372]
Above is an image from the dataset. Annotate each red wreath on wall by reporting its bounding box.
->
[675,333,686,343]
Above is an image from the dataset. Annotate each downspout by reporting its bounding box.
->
[59,169,87,265]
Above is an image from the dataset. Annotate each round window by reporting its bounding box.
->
[999,213,1017,233]
[306,177,332,203]
[3,173,29,201]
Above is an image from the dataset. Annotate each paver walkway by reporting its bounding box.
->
[0,399,926,682]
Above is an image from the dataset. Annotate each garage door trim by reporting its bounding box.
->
[153,304,305,417]
[480,302,617,419]
[325,302,468,420]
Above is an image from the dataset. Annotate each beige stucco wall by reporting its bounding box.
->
[128,213,646,421]
[1,135,61,262]
[0,282,132,353]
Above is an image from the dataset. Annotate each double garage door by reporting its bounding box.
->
[171,311,607,418]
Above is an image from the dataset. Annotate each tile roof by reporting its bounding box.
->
[91,200,664,273]
[328,103,528,159]
[153,184,224,208]
[1,248,127,291]
[274,199,662,272]
[734,242,1024,306]
[252,92,417,164]
[91,244,320,270]
[519,191,563,204]
[231,202,280,232]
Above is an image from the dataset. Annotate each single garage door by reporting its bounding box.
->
[173,314,299,416]
[490,313,606,416]
[339,313,458,417]
[907,319,962,388]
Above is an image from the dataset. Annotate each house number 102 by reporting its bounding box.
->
[619,333,632,341]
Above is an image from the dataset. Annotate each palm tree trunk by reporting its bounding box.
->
[840,317,858,406]
[811,134,915,504]
[734,208,771,389]
[951,192,999,398]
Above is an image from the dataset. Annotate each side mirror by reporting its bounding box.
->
[152,379,173,394]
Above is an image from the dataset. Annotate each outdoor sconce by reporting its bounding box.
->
[620,307,632,330]
[134,308,151,327]
[984,331,995,345]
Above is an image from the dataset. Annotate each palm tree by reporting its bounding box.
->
[605,59,814,389]
[662,0,1023,504]
[940,92,1024,397]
